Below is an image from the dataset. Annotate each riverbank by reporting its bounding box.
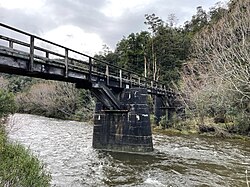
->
[0,118,51,186]
[152,117,250,140]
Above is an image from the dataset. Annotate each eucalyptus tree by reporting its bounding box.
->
[144,13,191,85]
[115,31,151,76]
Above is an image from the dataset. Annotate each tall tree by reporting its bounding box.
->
[184,6,208,34]
[145,14,191,85]
[115,32,151,76]
[144,13,164,81]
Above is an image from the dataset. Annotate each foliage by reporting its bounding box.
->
[0,123,51,186]
[184,6,208,34]
[16,81,94,121]
[1,74,34,93]
[235,113,250,135]
[0,89,16,118]
[152,26,190,84]
[159,115,168,128]
[179,0,250,135]
[0,76,8,89]
[0,75,94,121]
[115,31,151,76]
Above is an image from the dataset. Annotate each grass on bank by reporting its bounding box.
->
[0,121,51,187]
[151,114,250,140]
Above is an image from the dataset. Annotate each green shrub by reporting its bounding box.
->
[0,124,51,186]
[159,115,168,128]
[0,124,7,153]
[0,89,16,118]
[235,113,250,135]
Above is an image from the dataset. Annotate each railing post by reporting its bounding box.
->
[29,35,34,71]
[9,40,13,49]
[89,57,92,81]
[44,52,49,68]
[119,69,122,88]
[138,77,141,87]
[65,48,68,77]
[105,65,109,85]
[46,51,49,59]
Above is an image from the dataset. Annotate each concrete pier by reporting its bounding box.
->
[92,88,153,152]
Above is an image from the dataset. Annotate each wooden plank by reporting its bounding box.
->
[34,46,65,58]
[0,35,30,48]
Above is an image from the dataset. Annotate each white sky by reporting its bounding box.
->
[0,0,45,10]
[101,0,153,17]
[0,0,228,55]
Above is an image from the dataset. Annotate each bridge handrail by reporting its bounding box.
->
[0,22,170,92]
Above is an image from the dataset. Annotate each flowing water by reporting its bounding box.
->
[7,114,250,187]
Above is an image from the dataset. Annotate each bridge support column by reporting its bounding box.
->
[154,95,185,128]
[92,88,153,152]
[154,96,167,125]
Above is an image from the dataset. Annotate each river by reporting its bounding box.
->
[6,114,250,187]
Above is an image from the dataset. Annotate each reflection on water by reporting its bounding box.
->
[7,114,250,187]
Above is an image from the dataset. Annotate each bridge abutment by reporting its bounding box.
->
[92,88,153,152]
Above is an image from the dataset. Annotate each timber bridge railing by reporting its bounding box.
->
[0,23,172,96]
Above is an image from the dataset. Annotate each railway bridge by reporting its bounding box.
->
[0,23,181,152]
